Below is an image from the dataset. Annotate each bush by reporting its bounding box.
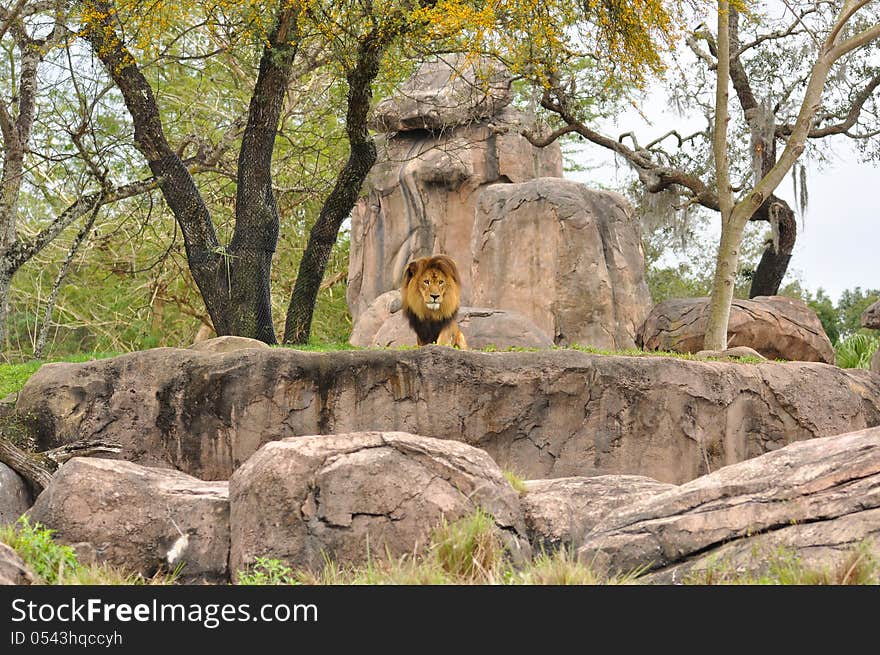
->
[0,516,80,584]
[835,333,880,369]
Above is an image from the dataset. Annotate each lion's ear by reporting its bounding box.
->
[403,260,419,285]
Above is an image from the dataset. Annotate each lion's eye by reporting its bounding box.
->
[438,280,444,286]
[423,280,429,286]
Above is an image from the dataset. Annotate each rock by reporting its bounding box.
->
[229,431,527,576]
[348,109,562,320]
[0,462,33,526]
[370,55,513,133]
[17,348,880,484]
[637,296,835,363]
[188,336,270,353]
[0,542,33,585]
[577,426,880,581]
[472,179,652,349]
[349,290,402,347]
[694,346,766,361]
[861,300,880,329]
[369,305,553,349]
[872,348,880,375]
[521,476,674,551]
[27,458,229,583]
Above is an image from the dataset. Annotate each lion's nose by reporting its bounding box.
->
[430,294,440,301]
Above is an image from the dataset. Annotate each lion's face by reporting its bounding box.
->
[401,255,462,321]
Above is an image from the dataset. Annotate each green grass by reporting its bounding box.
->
[684,541,879,585]
[0,352,118,397]
[0,516,175,585]
[835,333,880,369]
[503,470,528,494]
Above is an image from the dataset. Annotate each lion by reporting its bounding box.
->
[400,254,468,349]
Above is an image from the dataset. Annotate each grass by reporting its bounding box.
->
[0,516,175,585]
[237,510,647,586]
[835,333,880,369]
[684,541,880,585]
[0,352,118,397]
[503,470,528,494]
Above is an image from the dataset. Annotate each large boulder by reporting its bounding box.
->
[637,296,835,363]
[0,543,33,585]
[872,348,880,375]
[369,54,513,133]
[0,462,32,526]
[349,290,402,347]
[472,179,652,349]
[578,426,880,582]
[521,476,674,552]
[16,348,880,484]
[861,300,880,329]
[368,302,553,349]
[348,111,562,319]
[229,432,527,576]
[27,458,229,583]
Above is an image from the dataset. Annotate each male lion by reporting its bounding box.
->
[401,254,468,349]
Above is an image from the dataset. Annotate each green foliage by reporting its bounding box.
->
[0,362,43,397]
[781,284,879,345]
[503,470,528,494]
[685,541,879,585]
[0,517,81,584]
[430,508,503,582]
[237,557,300,585]
[835,333,880,369]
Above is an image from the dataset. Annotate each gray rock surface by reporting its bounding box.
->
[472,179,652,349]
[861,299,880,329]
[521,476,674,551]
[368,302,553,349]
[0,542,33,585]
[577,426,880,581]
[27,458,229,583]
[637,296,835,363]
[0,462,32,527]
[230,431,527,576]
[370,55,513,132]
[188,336,270,353]
[16,347,880,484]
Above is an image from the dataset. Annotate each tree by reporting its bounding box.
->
[0,1,163,349]
[525,2,880,307]
[704,0,880,350]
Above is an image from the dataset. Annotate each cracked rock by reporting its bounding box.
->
[27,458,229,583]
[229,431,528,577]
[637,296,835,363]
[577,425,880,580]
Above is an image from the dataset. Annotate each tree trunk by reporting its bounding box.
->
[704,218,746,350]
[0,265,10,349]
[82,2,300,344]
[283,36,383,344]
[748,197,796,297]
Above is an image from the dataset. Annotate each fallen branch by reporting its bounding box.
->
[0,433,121,494]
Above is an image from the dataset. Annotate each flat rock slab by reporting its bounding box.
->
[230,431,526,576]
[27,458,229,583]
[521,476,674,551]
[16,347,880,483]
[578,426,880,581]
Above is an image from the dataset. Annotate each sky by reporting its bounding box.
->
[566,99,878,306]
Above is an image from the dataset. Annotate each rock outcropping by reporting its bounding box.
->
[472,180,651,349]
[578,426,880,582]
[27,458,229,583]
[348,56,562,320]
[637,296,835,363]
[0,462,31,526]
[16,347,880,484]
[230,431,527,576]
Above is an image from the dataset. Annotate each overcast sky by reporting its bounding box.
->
[567,103,877,305]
